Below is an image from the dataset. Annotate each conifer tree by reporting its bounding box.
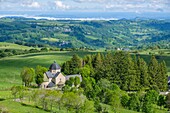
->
[112,51,129,90]
[70,54,82,74]
[62,61,71,75]
[156,61,168,91]
[133,55,141,90]
[127,54,137,91]
[93,53,102,69]
[148,56,159,87]
[137,57,149,89]
[93,53,103,81]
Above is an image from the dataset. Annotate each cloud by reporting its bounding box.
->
[0,0,23,3]
[73,0,106,3]
[29,2,40,8]
[22,2,40,8]
[55,1,70,10]
[0,0,169,12]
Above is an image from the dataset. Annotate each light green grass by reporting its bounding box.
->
[0,100,50,113]
[41,38,59,42]
[86,35,98,40]
[0,91,12,99]
[56,33,69,37]
[0,51,97,88]
[139,49,170,55]
[0,42,32,50]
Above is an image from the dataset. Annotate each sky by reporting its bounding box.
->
[0,0,170,13]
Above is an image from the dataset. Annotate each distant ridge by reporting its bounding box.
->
[0,15,118,21]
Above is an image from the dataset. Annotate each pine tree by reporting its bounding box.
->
[156,61,168,91]
[127,54,137,91]
[93,53,103,81]
[137,57,149,89]
[112,51,129,90]
[148,56,159,87]
[70,54,82,74]
[133,55,141,90]
[93,53,102,69]
[83,55,93,67]
[62,61,71,75]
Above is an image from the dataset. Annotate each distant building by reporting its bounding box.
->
[41,61,82,89]
[168,76,170,87]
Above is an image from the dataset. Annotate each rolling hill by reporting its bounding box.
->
[0,17,169,49]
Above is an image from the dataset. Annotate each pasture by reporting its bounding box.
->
[0,51,170,89]
[0,51,169,113]
[0,42,32,50]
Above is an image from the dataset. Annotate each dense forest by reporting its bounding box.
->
[62,51,168,92]
[0,17,169,49]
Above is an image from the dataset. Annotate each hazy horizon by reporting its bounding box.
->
[0,0,170,19]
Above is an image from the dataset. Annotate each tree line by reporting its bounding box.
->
[11,86,94,113]
[62,51,168,92]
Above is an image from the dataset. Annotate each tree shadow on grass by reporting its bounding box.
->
[0,98,5,101]
[21,103,50,112]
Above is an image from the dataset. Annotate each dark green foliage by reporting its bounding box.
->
[20,67,35,87]
[145,90,159,104]
[121,95,130,108]
[148,56,159,87]
[74,76,81,87]
[141,90,159,113]
[157,95,166,109]
[105,90,121,108]
[142,101,154,113]
[35,65,47,87]
[80,51,168,92]
[137,57,149,89]
[65,77,75,87]
[166,93,170,110]
[40,47,48,52]
[0,18,170,49]
[62,54,82,74]
[128,94,140,111]
[156,61,168,91]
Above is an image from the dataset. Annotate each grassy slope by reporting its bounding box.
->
[0,51,169,113]
[0,100,49,113]
[0,51,97,89]
[0,51,170,89]
[0,42,32,50]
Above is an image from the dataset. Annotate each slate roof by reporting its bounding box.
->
[47,81,55,87]
[45,71,60,78]
[65,74,82,82]
[49,61,61,70]
[168,77,170,85]
[168,76,170,82]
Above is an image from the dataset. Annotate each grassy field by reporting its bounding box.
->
[0,51,170,89]
[0,51,169,113]
[0,42,32,50]
[0,51,97,89]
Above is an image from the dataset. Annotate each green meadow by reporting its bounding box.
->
[0,42,32,50]
[0,51,97,89]
[0,50,169,113]
[0,51,170,89]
